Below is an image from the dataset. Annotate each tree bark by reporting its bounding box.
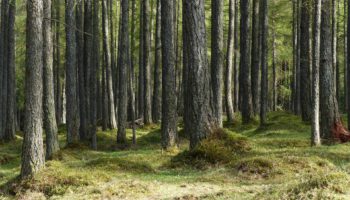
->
[43,0,59,159]
[312,0,321,146]
[260,0,268,125]
[300,0,312,121]
[21,0,45,178]
[234,0,239,112]
[225,0,235,123]
[251,0,260,115]
[152,0,162,123]
[161,0,178,149]
[211,0,224,127]
[143,0,153,125]
[183,0,212,149]
[117,0,130,145]
[240,0,253,123]
[320,0,341,141]
[65,0,80,144]
[102,0,117,129]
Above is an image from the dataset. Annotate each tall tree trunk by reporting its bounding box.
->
[138,1,145,119]
[234,0,239,112]
[90,0,100,149]
[183,0,212,149]
[260,0,268,124]
[272,30,277,111]
[21,0,45,178]
[300,0,312,121]
[240,0,253,123]
[65,0,80,144]
[43,0,59,159]
[4,0,16,141]
[143,0,153,125]
[102,0,117,129]
[117,0,130,145]
[161,0,177,149]
[312,0,321,146]
[251,0,260,115]
[130,0,137,144]
[320,0,341,141]
[0,0,9,140]
[225,0,235,123]
[344,0,348,113]
[211,0,224,127]
[332,0,337,97]
[76,0,87,140]
[295,0,301,115]
[152,0,162,123]
[54,0,62,125]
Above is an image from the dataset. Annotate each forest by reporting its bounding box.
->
[1,0,350,199]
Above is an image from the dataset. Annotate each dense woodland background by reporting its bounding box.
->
[1,0,350,199]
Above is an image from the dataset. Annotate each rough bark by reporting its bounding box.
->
[152,0,162,123]
[211,0,224,127]
[234,0,239,112]
[240,0,253,123]
[312,0,321,146]
[76,0,87,140]
[117,0,130,145]
[300,0,312,121]
[143,0,153,125]
[43,0,59,159]
[138,1,145,119]
[225,0,235,123]
[161,0,178,149]
[65,0,80,144]
[102,0,117,129]
[251,0,260,115]
[4,0,16,141]
[21,0,45,178]
[320,0,341,141]
[183,0,212,149]
[260,0,268,125]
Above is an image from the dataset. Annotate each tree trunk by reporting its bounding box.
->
[76,0,87,140]
[161,0,178,149]
[240,0,253,123]
[320,0,341,141]
[21,0,45,178]
[138,1,145,119]
[54,0,62,125]
[225,0,235,123]
[143,0,153,125]
[183,0,212,149]
[152,0,162,123]
[312,0,321,146]
[4,0,16,141]
[272,30,277,111]
[234,0,239,112]
[43,0,59,159]
[251,0,260,115]
[117,0,130,145]
[90,0,100,149]
[102,0,117,129]
[65,0,80,144]
[130,0,137,144]
[260,0,268,124]
[211,0,224,127]
[300,0,312,121]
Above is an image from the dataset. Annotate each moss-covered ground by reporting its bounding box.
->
[1,112,350,199]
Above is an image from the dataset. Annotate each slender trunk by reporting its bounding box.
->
[300,0,312,121]
[312,0,321,146]
[240,0,253,123]
[161,0,177,149]
[138,2,144,119]
[234,0,239,112]
[272,30,277,111]
[117,0,130,145]
[260,0,268,124]
[21,0,45,178]
[152,0,162,123]
[225,0,235,123]
[183,0,212,149]
[251,0,260,115]
[65,0,80,144]
[211,0,224,127]
[43,0,59,158]
[143,0,153,125]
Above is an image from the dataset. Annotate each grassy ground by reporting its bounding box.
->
[1,112,350,199]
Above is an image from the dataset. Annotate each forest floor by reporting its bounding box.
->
[1,112,350,199]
